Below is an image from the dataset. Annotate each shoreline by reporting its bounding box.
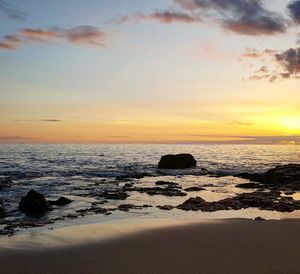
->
[1,218,300,274]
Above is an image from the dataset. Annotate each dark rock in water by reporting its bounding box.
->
[184,186,205,192]
[102,190,129,200]
[235,183,264,189]
[0,203,4,218]
[235,172,265,183]
[177,190,300,213]
[263,164,300,185]
[116,173,151,181]
[130,186,187,197]
[19,190,52,214]
[236,164,300,186]
[118,204,151,212]
[155,181,181,188]
[49,197,72,206]
[124,183,134,188]
[158,154,196,169]
[0,177,12,190]
[157,205,174,210]
[254,217,266,221]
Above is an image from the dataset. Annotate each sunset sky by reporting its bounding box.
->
[1,0,300,144]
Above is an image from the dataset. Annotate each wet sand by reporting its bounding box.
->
[0,218,300,274]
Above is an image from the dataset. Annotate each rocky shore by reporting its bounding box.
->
[1,153,300,236]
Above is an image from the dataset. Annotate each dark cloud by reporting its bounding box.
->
[0,26,107,50]
[288,0,300,24]
[0,0,26,21]
[243,47,300,81]
[175,0,287,35]
[116,10,202,24]
[275,47,300,77]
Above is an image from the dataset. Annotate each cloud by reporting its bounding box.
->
[240,48,277,59]
[13,119,64,122]
[288,0,300,24]
[242,47,300,81]
[0,0,25,21]
[0,35,22,49]
[228,121,254,127]
[0,136,38,143]
[0,26,107,50]
[185,135,300,144]
[175,0,287,35]
[116,10,202,24]
[275,47,300,77]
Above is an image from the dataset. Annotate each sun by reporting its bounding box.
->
[280,117,300,131]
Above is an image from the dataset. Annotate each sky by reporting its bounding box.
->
[0,0,300,144]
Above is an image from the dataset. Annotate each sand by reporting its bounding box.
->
[0,218,300,274]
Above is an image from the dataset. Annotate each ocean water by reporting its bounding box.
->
[1,144,300,233]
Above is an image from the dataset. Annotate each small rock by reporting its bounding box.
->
[254,217,266,221]
[49,197,72,206]
[184,186,205,192]
[102,190,129,200]
[157,205,174,210]
[155,181,181,188]
[118,204,151,212]
[19,190,52,214]
[235,183,264,189]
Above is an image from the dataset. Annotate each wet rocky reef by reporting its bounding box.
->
[0,159,300,236]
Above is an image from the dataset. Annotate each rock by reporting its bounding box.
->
[102,190,129,200]
[264,164,300,185]
[177,190,300,213]
[0,203,4,218]
[157,205,174,210]
[116,173,151,181]
[158,154,197,169]
[0,177,12,190]
[235,183,264,189]
[124,183,134,188]
[19,190,52,214]
[49,197,72,206]
[118,204,151,212]
[236,164,300,186]
[235,172,265,183]
[184,186,205,192]
[155,181,181,188]
[254,217,266,221]
[130,186,187,197]
[284,191,296,195]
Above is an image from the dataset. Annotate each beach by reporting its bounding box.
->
[1,218,300,274]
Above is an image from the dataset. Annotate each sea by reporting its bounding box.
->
[1,144,300,234]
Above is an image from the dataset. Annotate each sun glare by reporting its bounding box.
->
[280,117,300,131]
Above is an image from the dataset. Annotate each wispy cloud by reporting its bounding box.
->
[13,119,64,122]
[0,136,38,143]
[116,10,202,24]
[185,135,300,144]
[0,26,107,50]
[0,0,26,21]
[0,35,22,50]
[175,0,287,35]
